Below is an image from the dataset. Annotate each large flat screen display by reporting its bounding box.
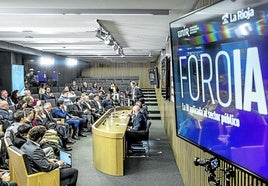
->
[170,0,268,181]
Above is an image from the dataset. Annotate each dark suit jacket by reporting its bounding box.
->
[130,112,147,131]
[21,140,59,173]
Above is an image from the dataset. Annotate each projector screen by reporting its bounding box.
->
[170,0,268,181]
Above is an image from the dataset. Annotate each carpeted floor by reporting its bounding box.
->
[71,119,184,186]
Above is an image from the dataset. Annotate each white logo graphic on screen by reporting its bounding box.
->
[222,7,255,25]
[222,13,229,24]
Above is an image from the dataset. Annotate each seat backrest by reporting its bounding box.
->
[4,130,14,147]
[7,146,31,184]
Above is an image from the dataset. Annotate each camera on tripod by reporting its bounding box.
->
[194,156,219,172]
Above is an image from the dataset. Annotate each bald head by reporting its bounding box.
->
[0,100,9,110]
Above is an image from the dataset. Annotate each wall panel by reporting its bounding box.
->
[82,62,155,88]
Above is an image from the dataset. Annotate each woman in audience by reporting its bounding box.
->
[90,82,99,94]
[10,90,20,106]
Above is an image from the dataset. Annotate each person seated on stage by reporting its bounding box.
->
[53,100,86,140]
[41,87,55,100]
[20,126,78,186]
[127,105,147,132]
[135,98,149,122]
[126,105,147,152]
[102,93,114,111]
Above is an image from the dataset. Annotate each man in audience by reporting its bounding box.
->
[91,95,104,116]
[43,102,75,148]
[42,87,55,100]
[70,97,93,132]
[0,100,14,131]
[21,126,78,186]
[0,90,13,106]
[102,93,114,111]
[53,100,86,140]
[6,110,26,143]
[59,91,73,106]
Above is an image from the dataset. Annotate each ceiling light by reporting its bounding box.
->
[104,35,113,46]
[66,58,78,66]
[40,57,54,66]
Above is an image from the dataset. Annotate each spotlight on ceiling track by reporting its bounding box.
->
[96,19,124,56]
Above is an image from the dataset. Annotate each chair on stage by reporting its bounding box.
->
[127,120,152,157]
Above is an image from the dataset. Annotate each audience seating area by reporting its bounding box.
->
[4,131,60,186]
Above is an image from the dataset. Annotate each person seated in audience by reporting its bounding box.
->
[0,172,17,186]
[63,86,76,97]
[23,96,35,108]
[98,86,106,94]
[20,126,79,186]
[70,97,93,132]
[69,81,79,92]
[91,95,105,116]
[23,108,36,127]
[13,123,32,149]
[15,123,57,158]
[38,83,46,96]
[6,110,26,143]
[80,81,90,94]
[102,93,114,111]
[108,83,120,104]
[10,90,20,106]
[34,104,72,151]
[97,90,104,101]
[109,83,119,95]
[126,105,147,153]
[90,82,99,94]
[16,99,27,110]
[53,99,86,140]
[81,95,98,122]
[43,102,75,146]
[42,87,55,100]
[0,90,13,106]
[59,91,73,106]
[0,101,14,131]
[23,90,41,106]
